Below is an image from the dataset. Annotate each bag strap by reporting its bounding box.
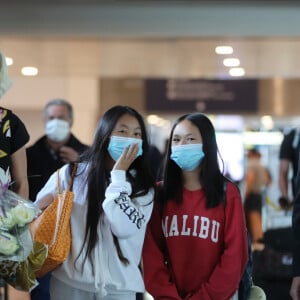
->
[56,163,78,194]
[68,163,78,191]
[56,169,61,194]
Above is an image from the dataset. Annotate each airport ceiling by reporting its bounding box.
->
[2,0,300,38]
[1,0,300,78]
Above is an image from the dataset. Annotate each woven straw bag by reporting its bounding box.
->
[30,163,77,278]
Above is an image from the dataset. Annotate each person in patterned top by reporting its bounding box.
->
[0,49,30,199]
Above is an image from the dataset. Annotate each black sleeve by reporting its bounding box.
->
[279,130,295,161]
[10,112,30,154]
[293,155,300,276]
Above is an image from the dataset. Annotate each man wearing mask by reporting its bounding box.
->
[26,98,89,300]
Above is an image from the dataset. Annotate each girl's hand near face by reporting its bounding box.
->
[113,143,140,171]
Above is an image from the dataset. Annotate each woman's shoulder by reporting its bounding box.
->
[0,107,12,123]
[225,180,241,197]
[0,106,11,113]
[2,108,23,124]
[225,180,242,204]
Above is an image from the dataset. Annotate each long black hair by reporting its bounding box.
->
[77,105,155,269]
[162,112,225,209]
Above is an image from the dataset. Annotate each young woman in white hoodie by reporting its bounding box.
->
[35,105,155,300]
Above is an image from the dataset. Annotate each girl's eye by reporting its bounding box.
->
[118,130,127,134]
[172,137,180,142]
[134,132,142,137]
[187,137,195,142]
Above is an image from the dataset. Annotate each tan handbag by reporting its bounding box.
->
[30,163,77,278]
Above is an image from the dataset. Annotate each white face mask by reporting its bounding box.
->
[45,119,70,142]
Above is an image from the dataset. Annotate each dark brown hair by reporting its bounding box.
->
[76,105,155,271]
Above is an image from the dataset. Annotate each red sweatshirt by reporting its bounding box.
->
[142,182,248,300]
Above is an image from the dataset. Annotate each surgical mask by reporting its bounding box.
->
[108,136,143,161]
[171,143,204,171]
[45,119,70,142]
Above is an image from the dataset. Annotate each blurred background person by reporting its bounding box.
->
[244,148,272,244]
[26,98,89,201]
[290,155,300,299]
[279,128,300,209]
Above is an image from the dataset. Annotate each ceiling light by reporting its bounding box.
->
[5,57,13,66]
[229,67,245,77]
[261,115,274,130]
[223,58,240,67]
[215,46,233,55]
[147,114,160,125]
[21,66,38,76]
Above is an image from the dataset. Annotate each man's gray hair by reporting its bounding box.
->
[44,99,74,120]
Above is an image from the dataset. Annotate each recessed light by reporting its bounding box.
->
[5,57,13,66]
[261,115,274,130]
[147,115,158,124]
[215,46,233,55]
[223,58,240,67]
[229,67,245,77]
[21,66,38,76]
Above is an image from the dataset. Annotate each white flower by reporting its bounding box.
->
[0,166,10,199]
[0,204,36,230]
[0,166,11,189]
[0,211,15,229]
[10,204,36,227]
[0,231,19,255]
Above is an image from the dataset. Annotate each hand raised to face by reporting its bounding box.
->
[112,143,140,171]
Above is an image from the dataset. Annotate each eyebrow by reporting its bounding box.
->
[173,133,194,137]
[118,124,141,130]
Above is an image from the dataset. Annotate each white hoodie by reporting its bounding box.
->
[35,163,154,297]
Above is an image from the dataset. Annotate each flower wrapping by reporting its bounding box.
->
[0,189,40,259]
[2,241,48,292]
[0,185,44,291]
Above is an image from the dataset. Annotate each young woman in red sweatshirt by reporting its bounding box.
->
[142,113,248,300]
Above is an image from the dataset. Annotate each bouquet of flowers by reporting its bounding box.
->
[0,182,39,258]
[0,180,47,291]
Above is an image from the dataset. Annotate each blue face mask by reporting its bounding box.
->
[170,143,205,171]
[108,135,143,161]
